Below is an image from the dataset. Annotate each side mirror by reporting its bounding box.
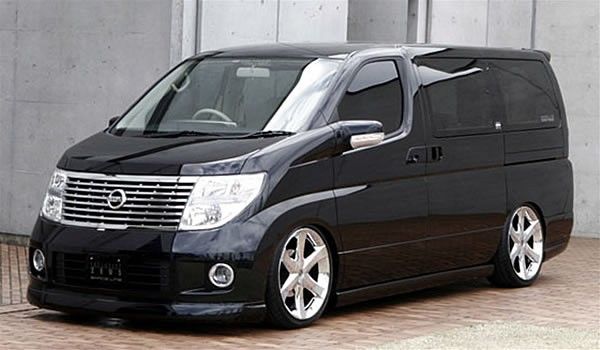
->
[331,120,384,152]
[108,116,120,127]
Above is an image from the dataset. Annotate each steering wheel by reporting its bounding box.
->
[192,108,235,123]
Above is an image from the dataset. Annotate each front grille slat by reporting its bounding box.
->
[67,180,194,191]
[60,171,198,231]
[64,193,189,203]
[63,199,186,210]
[63,207,183,217]
[66,187,192,197]
[62,212,182,223]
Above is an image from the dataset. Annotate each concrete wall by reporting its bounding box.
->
[429,0,488,45]
[0,0,173,235]
[535,0,599,237]
[428,0,600,237]
[198,0,348,51]
[429,0,534,47]
[347,0,408,43]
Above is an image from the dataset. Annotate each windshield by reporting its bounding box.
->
[110,57,341,137]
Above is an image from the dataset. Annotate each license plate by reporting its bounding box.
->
[88,255,125,282]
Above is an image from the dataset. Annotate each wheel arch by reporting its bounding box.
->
[308,223,341,307]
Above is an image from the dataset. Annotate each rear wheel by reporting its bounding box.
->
[266,227,333,328]
[490,205,544,287]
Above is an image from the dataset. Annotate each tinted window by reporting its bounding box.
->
[490,60,560,129]
[418,58,499,136]
[338,61,403,134]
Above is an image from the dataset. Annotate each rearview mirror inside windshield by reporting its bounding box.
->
[236,67,270,78]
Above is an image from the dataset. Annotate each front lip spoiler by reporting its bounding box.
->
[27,286,266,323]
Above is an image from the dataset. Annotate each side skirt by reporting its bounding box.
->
[335,265,494,307]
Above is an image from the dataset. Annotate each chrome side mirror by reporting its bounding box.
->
[350,132,384,149]
[330,120,384,152]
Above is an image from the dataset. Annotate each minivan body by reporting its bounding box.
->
[28,43,573,328]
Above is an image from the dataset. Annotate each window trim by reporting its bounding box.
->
[332,57,407,138]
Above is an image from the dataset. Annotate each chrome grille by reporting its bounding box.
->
[61,171,198,230]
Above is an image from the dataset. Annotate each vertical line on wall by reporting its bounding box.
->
[181,0,198,58]
[275,0,281,42]
[196,0,202,53]
[169,0,183,66]
[485,0,490,46]
[425,0,432,43]
[7,1,19,231]
[530,0,537,48]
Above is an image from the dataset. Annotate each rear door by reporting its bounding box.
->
[415,57,506,272]
[333,58,430,289]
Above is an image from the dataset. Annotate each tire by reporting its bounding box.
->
[490,205,545,287]
[265,227,333,328]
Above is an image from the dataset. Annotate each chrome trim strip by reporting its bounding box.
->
[350,132,385,149]
[63,207,183,217]
[61,169,200,183]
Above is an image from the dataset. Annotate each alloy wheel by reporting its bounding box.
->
[508,206,544,280]
[278,227,331,320]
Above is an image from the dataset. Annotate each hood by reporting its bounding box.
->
[57,132,286,175]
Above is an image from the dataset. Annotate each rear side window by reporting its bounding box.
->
[490,59,560,129]
[417,58,500,136]
[337,60,403,134]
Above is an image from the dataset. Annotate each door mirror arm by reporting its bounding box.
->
[108,116,120,127]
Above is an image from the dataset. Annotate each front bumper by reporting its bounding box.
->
[27,285,265,322]
[28,217,272,322]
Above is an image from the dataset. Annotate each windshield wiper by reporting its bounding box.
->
[142,130,227,138]
[240,130,295,138]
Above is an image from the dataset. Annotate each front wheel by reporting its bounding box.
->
[265,227,333,328]
[490,205,544,287]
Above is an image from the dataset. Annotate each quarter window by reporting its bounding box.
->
[490,59,560,129]
[337,61,403,134]
[417,58,499,136]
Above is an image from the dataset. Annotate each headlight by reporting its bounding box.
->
[179,173,266,230]
[41,169,67,222]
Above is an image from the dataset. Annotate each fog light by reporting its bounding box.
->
[208,263,234,288]
[32,249,45,272]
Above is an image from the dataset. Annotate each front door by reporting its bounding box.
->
[333,59,429,289]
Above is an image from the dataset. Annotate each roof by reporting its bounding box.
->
[196,42,550,61]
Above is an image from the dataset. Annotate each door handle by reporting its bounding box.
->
[406,147,428,164]
[430,146,444,162]
[406,146,443,164]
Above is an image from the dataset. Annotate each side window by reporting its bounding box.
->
[417,58,499,136]
[338,61,403,134]
[490,59,560,129]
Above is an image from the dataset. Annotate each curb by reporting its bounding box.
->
[0,304,36,315]
[0,232,29,246]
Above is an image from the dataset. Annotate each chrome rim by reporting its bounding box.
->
[508,206,544,280]
[278,227,331,320]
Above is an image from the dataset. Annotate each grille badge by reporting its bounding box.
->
[107,189,127,209]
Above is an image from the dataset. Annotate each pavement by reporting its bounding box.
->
[0,237,598,349]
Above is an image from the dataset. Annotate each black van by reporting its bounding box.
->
[28,43,573,328]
